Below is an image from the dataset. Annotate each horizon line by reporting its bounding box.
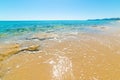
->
[0,19,86,21]
[0,17,120,21]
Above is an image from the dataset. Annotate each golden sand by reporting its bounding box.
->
[1,33,120,80]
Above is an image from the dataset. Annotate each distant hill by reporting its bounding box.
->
[87,18,120,21]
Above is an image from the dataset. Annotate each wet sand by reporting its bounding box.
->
[1,32,120,80]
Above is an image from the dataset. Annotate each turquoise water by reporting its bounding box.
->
[0,20,117,39]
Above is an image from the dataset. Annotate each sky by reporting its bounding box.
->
[0,0,120,20]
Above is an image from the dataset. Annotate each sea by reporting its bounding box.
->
[0,20,118,41]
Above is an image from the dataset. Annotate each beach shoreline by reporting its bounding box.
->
[1,31,120,80]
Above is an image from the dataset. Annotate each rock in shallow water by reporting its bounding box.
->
[0,44,20,61]
[30,33,58,41]
[0,42,40,62]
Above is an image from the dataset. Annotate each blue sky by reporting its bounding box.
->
[0,0,120,20]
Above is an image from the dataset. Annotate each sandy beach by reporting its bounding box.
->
[1,30,120,80]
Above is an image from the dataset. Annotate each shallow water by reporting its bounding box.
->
[0,20,120,80]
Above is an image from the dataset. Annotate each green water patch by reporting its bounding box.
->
[0,34,8,38]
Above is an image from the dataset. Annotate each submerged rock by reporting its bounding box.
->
[21,45,40,51]
[0,41,40,62]
[91,26,111,31]
[30,33,58,41]
[0,44,20,61]
[19,41,40,51]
